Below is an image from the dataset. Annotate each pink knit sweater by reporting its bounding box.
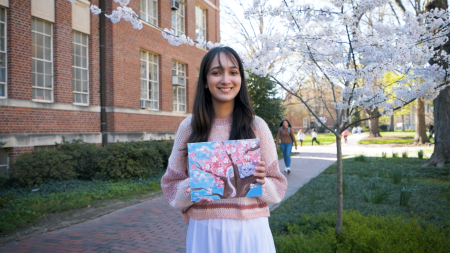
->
[161,116,287,220]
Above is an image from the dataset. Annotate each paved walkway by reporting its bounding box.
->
[1,134,427,253]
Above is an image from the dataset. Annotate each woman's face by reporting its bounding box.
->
[206,53,242,106]
[283,121,289,128]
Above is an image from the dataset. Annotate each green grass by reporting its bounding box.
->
[358,131,416,145]
[0,175,163,234]
[297,133,338,146]
[270,157,450,252]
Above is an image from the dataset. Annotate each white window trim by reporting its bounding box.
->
[140,50,159,110]
[72,31,89,106]
[195,5,206,50]
[32,18,54,103]
[0,7,7,99]
[172,60,186,112]
[140,0,158,27]
[171,2,185,36]
[0,149,8,172]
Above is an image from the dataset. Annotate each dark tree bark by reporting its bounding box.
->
[389,115,394,132]
[367,109,382,137]
[402,114,405,132]
[414,98,429,144]
[422,0,450,167]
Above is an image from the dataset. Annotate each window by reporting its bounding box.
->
[34,145,56,151]
[172,61,186,112]
[140,0,158,26]
[32,18,53,102]
[72,31,89,105]
[0,148,8,175]
[195,5,206,49]
[140,50,159,110]
[0,8,6,99]
[171,1,185,36]
[303,118,308,127]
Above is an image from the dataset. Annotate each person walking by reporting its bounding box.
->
[428,123,434,141]
[161,47,287,253]
[276,119,298,174]
[297,129,305,147]
[343,128,349,144]
[311,128,320,145]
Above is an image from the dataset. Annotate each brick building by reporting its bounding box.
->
[0,0,220,173]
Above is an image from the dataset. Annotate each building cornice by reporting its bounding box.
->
[0,99,101,112]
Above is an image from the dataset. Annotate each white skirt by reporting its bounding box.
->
[186,217,276,253]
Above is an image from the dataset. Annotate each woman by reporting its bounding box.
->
[161,47,287,253]
[276,120,298,174]
[343,128,349,144]
[311,128,320,145]
[297,129,305,147]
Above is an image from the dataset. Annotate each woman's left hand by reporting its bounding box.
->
[253,160,266,185]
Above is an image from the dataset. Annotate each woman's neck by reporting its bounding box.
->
[213,100,234,120]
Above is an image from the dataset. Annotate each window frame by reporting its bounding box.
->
[0,7,7,99]
[140,50,159,110]
[303,118,308,127]
[140,0,158,27]
[32,18,54,103]
[195,5,206,49]
[72,31,89,106]
[0,148,8,174]
[172,60,186,112]
[171,1,185,36]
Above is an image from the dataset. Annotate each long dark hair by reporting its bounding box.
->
[188,47,256,144]
[279,119,292,129]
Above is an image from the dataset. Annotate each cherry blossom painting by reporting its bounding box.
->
[187,139,262,201]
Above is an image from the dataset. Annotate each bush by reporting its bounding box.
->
[379,125,389,132]
[418,150,424,159]
[273,211,450,253]
[7,140,173,187]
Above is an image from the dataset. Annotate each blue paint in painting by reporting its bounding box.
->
[246,183,263,197]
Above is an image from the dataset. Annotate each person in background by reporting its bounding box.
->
[343,128,349,144]
[297,129,305,147]
[352,127,357,134]
[427,123,434,141]
[276,120,298,174]
[311,128,320,146]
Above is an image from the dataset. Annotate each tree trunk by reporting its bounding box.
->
[402,115,405,132]
[422,0,450,167]
[367,109,382,137]
[335,133,343,234]
[423,86,450,167]
[414,98,428,144]
[389,115,394,132]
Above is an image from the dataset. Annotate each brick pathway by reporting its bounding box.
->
[1,197,187,253]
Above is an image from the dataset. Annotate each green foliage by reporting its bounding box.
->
[381,152,387,158]
[355,154,366,162]
[247,73,285,135]
[6,140,173,187]
[273,211,450,253]
[0,177,162,234]
[402,151,408,158]
[418,150,424,159]
[392,168,402,185]
[379,124,389,131]
[0,192,14,208]
[399,186,414,206]
[350,110,361,127]
[392,152,399,158]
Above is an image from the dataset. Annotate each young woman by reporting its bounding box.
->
[297,129,305,147]
[343,128,349,144]
[161,47,287,253]
[276,120,298,173]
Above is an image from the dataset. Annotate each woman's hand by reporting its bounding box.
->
[186,188,214,204]
[253,160,266,185]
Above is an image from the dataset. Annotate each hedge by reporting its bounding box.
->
[4,139,173,187]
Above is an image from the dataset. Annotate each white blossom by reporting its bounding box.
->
[90,5,102,15]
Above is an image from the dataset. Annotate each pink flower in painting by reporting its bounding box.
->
[189,152,196,158]
[212,156,218,163]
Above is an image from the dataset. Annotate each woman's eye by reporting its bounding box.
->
[231,71,239,75]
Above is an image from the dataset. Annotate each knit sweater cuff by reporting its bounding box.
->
[259,177,283,204]
[169,178,193,208]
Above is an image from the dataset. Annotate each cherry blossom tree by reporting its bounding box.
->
[238,0,450,234]
[188,140,261,200]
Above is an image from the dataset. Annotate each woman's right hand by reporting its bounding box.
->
[186,188,214,204]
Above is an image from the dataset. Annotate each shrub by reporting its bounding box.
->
[402,151,408,158]
[400,187,414,206]
[392,168,402,184]
[418,150,424,159]
[9,149,77,186]
[392,152,398,158]
[379,125,389,132]
[6,140,174,187]
[381,152,387,158]
[273,211,450,253]
[355,154,366,162]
